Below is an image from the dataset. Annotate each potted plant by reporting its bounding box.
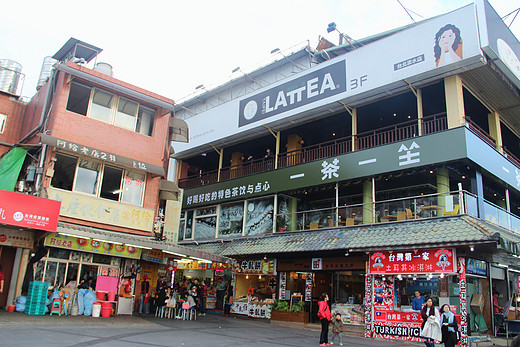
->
[276,215,288,232]
[270,299,309,323]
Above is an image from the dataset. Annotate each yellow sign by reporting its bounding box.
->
[48,188,154,232]
[44,233,142,259]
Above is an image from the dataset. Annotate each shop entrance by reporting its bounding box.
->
[0,246,16,307]
[311,272,332,323]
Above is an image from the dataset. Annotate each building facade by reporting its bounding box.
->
[172,1,520,344]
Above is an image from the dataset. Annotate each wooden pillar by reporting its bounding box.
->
[444,75,465,129]
[286,134,303,165]
[437,168,450,215]
[351,108,358,151]
[488,111,503,153]
[230,152,243,178]
[417,88,423,136]
[363,179,374,224]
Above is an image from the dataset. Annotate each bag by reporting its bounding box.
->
[182,302,190,310]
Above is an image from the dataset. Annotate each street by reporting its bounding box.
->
[0,311,423,347]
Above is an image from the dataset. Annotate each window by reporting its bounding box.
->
[66,81,155,136]
[51,152,146,205]
[245,196,274,235]
[0,113,7,133]
[194,206,217,240]
[218,203,244,237]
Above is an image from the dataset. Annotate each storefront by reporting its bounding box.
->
[232,258,276,319]
[277,255,366,324]
[365,248,468,346]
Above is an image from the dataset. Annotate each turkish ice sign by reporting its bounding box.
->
[369,248,456,274]
[0,189,61,232]
[238,61,346,127]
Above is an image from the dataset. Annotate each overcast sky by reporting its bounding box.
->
[1,0,519,102]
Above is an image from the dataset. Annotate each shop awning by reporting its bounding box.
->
[179,215,507,257]
[55,222,232,263]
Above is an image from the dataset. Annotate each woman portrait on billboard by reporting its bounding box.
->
[434,24,462,67]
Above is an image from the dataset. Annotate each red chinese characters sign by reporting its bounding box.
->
[0,189,61,232]
[369,248,456,274]
[373,311,423,342]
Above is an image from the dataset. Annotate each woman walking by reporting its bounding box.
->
[421,297,441,347]
[440,304,458,347]
[317,293,332,346]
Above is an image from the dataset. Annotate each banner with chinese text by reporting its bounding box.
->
[369,248,456,274]
[44,234,142,259]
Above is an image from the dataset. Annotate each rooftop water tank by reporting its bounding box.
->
[94,62,113,77]
[36,56,56,91]
[0,59,22,95]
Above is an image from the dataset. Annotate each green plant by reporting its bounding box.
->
[276,215,288,230]
[271,300,290,311]
[291,300,305,313]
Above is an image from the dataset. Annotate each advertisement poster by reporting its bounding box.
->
[373,276,394,311]
[373,311,423,342]
[364,274,373,338]
[44,233,142,259]
[369,248,456,274]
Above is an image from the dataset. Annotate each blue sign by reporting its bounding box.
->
[466,258,487,276]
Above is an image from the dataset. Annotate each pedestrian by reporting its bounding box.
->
[199,280,208,316]
[330,312,343,345]
[216,278,225,310]
[139,275,150,315]
[421,297,441,347]
[223,283,233,317]
[440,304,458,347]
[0,264,5,294]
[317,293,332,346]
[413,290,425,311]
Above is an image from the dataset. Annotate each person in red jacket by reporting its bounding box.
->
[317,293,332,346]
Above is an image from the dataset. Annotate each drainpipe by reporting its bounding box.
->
[18,68,57,196]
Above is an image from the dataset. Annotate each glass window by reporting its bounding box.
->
[90,89,114,123]
[51,153,77,191]
[115,97,138,131]
[195,216,217,240]
[66,82,91,116]
[185,210,194,239]
[196,207,217,216]
[34,260,45,282]
[44,261,57,285]
[121,171,145,204]
[66,262,79,285]
[74,158,100,195]
[178,219,185,241]
[48,248,70,260]
[0,113,6,133]
[92,254,112,265]
[100,165,123,201]
[136,105,155,136]
[218,203,244,237]
[245,197,274,235]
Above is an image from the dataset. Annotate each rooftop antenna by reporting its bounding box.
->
[396,0,423,23]
[326,22,361,49]
[502,8,520,28]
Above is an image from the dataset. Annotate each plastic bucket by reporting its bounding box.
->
[96,292,106,301]
[92,303,102,317]
[107,292,116,302]
[7,305,15,313]
[101,307,111,318]
[70,305,79,316]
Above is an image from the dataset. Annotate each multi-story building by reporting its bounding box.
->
[0,38,228,311]
[172,1,520,343]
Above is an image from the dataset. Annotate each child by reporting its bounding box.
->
[330,312,343,346]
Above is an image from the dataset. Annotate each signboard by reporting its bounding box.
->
[233,259,276,275]
[231,301,271,319]
[238,61,347,127]
[0,189,60,232]
[312,258,323,270]
[44,233,142,259]
[48,188,154,232]
[142,249,164,263]
[0,228,34,248]
[369,248,456,274]
[466,258,487,276]
[373,311,423,342]
[374,276,394,311]
[305,273,312,302]
[175,261,232,270]
[279,272,287,300]
[40,134,164,176]
[459,257,469,347]
[182,127,469,208]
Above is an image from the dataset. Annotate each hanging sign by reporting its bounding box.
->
[305,273,313,302]
[369,248,456,274]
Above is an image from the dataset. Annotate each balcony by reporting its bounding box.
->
[275,190,520,236]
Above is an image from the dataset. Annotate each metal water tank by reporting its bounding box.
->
[94,62,113,77]
[0,59,22,95]
[36,56,56,90]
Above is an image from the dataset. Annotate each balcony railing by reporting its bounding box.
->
[278,136,352,169]
[276,190,464,232]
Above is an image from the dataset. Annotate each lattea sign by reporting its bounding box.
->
[369,248,456,274]
[0,189,60,232]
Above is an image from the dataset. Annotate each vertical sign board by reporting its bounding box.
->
[364,274,373,338]
[305,273,312,302]
[459,257,468,347]
[279,272,287,300]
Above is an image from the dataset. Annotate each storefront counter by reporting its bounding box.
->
[373,310,423,342]
[332,303,364,326]
[232,299,272,319]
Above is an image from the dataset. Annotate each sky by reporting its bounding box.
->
[1,0,519,103]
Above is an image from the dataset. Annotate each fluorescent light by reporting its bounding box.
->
[93,238,123,245]
[58,232,90,239]
[163,251,187,257]
[177,258,193,262]
[497,263,508,268]
[125,243,152,250]
[189,256,212,263]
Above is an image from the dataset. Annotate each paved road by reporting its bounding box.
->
[0,310,425,347]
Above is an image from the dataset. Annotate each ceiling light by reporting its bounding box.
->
[164,251,187,257]
[93,238,122,245]
[58,232,90,239]
[470,246,475,252]
[125,243,152,250]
